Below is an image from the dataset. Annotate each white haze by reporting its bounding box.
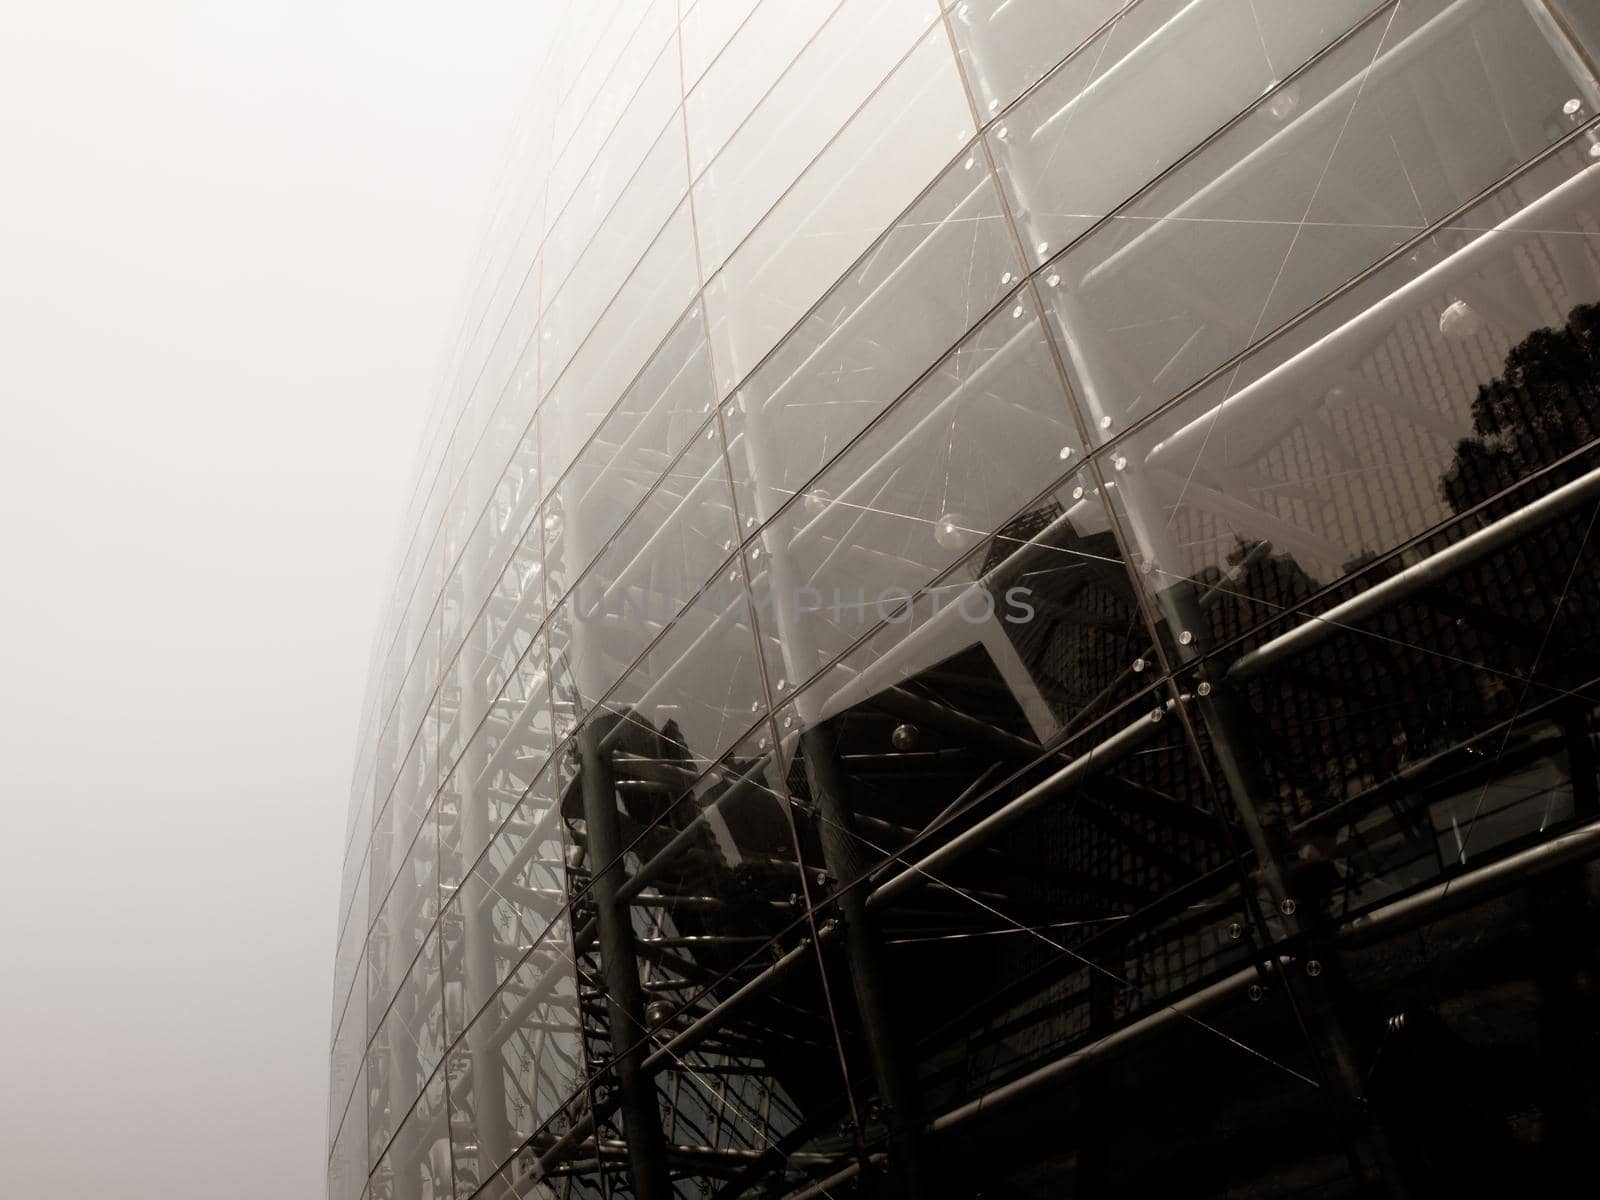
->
[0,3,549,1195]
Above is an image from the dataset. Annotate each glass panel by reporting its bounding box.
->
[547,0,647,158]
[460,261,540,488]
[459,205,545,455]
[1180,491,1600,920]
[948,0,1126,116]
[372,707,404,847]
[543,1,680,241]
[371,640,405,760]
[1103,139,1600,658]
[369,1063,452,1200]
[336,826,372,966]
[367,805,440,1050]
[453,330,540,554]
[381,470,452,708]
[441,530,547,782]
[333,853,371,1039]
[539,117,687,346]
[331,961,367,1148]
[410,552,454,695]
[692,0,944,278]
[543,309,715,595]
[541,192,689,397]
[766,485,1171,910]
[573,566,770,788]
[538,203,700,484]
[328,1065,369,1200]
[987,0,1378,273]
[601,726,812,1004]
[778,674,1292,1191]
[441,760,568,1045]
[916,953,1353,1195]
[744,293,1087,689]
[680,0,763,90]
[547,720,860,1200]
[703,23,974,394]
[740,494,1269,1172]
[540,300,697,508]
[367,929,445,1172]
[453,630,556,828]
[1549,2,1600,77]
[369,694,441,930]
[444,910,583,1197]
[382,594,443,790]
[683,0,838,178]
[1039,0,1594,441]
[375,572,444,779]
[440,416,542,674]
[345,759,377,860]
[640,944,855,1197]
[547,429,741,714]
[723,151,1021,530]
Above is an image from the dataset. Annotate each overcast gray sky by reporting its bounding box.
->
[0,3,548,1195]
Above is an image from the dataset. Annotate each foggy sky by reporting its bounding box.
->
[0,4,549,1195]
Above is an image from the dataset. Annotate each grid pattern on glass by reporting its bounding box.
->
[334,4,1600,1198]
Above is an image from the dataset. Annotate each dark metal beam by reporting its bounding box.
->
[641,922,838,1073]
[615,753,780,905]
[926,958,1288,1134]
[867,701,1173,911]
[782,1155,886,1200]
[802,721,926,1199]
[1340,816,1600,942]
[576,715,672,1200]
[1161,571,1406,1195]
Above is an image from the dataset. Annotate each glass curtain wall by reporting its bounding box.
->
[332,2,1600,1197]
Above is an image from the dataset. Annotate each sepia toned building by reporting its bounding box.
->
[331,3,1600,1196]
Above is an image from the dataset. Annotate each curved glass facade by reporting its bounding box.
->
[331,3,1600,1197]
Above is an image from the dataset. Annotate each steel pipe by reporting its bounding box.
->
[868,701,1173,910]
[1228,462,1600,681]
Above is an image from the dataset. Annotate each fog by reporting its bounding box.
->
[0,3,548,1195]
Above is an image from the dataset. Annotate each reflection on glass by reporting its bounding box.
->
[336,3,1600,1197]
[1038,0,1595,442]
[743,292,1085,688]
[367,929,445,1176]
[948,0,1127,116]
[702,19,974,392]
[1108,141,1600,656]
[724,149,1021,525]
[370,1063,452,1200]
